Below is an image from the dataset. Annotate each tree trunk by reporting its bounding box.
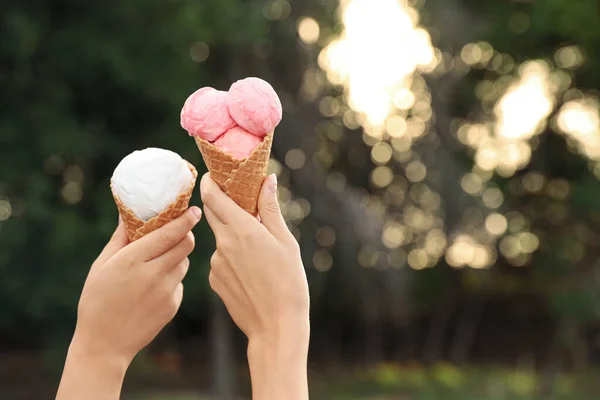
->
[212,297,237,400]
[422,283,457,364]
[449,296,484,364]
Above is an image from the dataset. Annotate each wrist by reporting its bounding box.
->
[249,315,310,352]
[247,317,310,400]
[56,334,129,400]
[68,332,130,379]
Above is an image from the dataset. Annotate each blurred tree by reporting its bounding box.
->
[460,0,600,361]
[0,0,268,383]
[3,0,600,397]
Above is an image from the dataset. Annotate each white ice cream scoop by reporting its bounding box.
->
[111,148,194,221]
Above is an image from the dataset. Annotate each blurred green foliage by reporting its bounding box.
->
[318,364,600,400]
[0,0,268,344]
[2,2,600,396]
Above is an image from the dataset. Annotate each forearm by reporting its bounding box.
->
[56,337,128,400]
[247,321,310,400]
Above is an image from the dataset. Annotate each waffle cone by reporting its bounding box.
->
[195,130,273,216]
[111,161,198,242]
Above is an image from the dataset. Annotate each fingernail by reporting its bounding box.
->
[190,206,202,221]
[268,174,278,194]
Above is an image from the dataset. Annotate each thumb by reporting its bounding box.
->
[257,174,290,240]
[92,216,129,270]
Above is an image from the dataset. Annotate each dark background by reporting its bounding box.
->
[2,0,600,398]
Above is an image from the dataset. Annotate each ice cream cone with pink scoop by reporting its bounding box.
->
[180,77,282,215]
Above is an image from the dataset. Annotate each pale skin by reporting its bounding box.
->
[56,207,202,400]
[56,174,310,400]
[201,173,310,400]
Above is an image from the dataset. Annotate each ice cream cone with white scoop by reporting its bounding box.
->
[180,77,282,216]
[110,148,198,241]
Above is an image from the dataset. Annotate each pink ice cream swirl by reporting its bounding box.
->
[226,77,282,138]
[180,77,282,159]
[214,126,262,160]
[180,87,236,142]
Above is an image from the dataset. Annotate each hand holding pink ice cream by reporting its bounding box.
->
[181,76,281,215]
[180,77,282,160]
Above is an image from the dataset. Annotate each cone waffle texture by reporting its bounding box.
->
[111,161,198,242]
[195,130,273,216]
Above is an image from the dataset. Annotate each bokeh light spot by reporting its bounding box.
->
[522,172,545,193]
[358,245,380,268]
[62,182,83,204]
[555,46,585,69]
[517,232,539,254]
[316,226,336,247]
[263,0,292,20]
[500,235,519,258]
[386,116,408,138]
[557,98,600,160]
[546,179,570,200]
[64,165,84,184]
[507,211,526,232]
[482,187,504,209]
[285,149,306,170]
[408,249,428,270]
[485,213,508,236]
[371,166,394,188]
[0,199,12,221]
[382,222,406,249]
[319,96,341,117]
[406,161,426,182]
[371,142,393,165]
[495,61,554,141]
[267,158,283,176]
[298,17,320,44]
[461,173,483,195]
[313,249,333,272]
[189,42,209,63]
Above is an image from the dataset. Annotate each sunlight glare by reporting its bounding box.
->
[494,61,554,141]
[557,98,600,160]
[321,0,435,130]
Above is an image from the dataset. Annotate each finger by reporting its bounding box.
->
[210,251,227,272]
[92,216,129,271]
[209,252,231,287]
[170,282,184,317]
[203,206,226,236]
[200,173,254,225]
[208,269,223,295]
[257,174,293,242]
[209,252,241,299]
[208,267,249,335]
[208,267,230,299]
[168,257,190,286]
[127,207,202,261]
[149,232,195,271]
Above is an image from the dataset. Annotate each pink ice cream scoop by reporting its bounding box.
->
[213,126,262,160]
[180,87,236,142]
[226,77,282,138]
